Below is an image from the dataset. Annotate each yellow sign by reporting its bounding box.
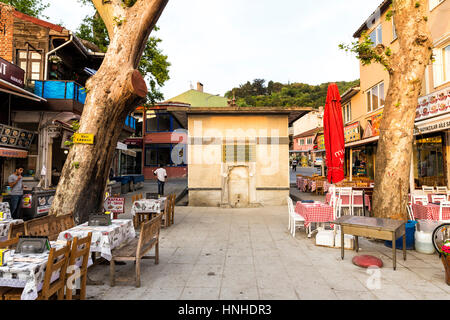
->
[344,122,361,143]
[105,211,111,215]
[317,135,325,150]
[73,133,94,145]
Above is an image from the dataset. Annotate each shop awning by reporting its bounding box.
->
[0,147,28,158]
[345,136,379,148]
[0,79,47,102]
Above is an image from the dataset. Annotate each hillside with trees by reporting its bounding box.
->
[225,79,360,108]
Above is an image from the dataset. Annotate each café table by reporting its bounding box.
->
[333,215,406,270]
[0,219,23,240]
[57,219,135,262]
[0,202,11,219]
[0,241,90,300]
[294,201,334,238]
[411,203,450,221]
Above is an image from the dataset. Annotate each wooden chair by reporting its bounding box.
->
[110,214,162,288]
[315,180,325,195]
[4,241,72,300]
[66,233,92,300]
[57,213,75,231]
[169,194,176,226]
[7,221,25,240]
[24,215,52,237]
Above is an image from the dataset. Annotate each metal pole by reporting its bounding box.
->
[350,148,353,182]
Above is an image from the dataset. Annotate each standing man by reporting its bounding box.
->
[292,159,298,172]
[8,167,24,219]
[153,164,167,196]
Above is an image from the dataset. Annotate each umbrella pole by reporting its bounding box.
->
[350,148,353,182]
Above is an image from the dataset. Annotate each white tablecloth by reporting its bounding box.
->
[0,219,23,238]
[0,202,12,220]
[131,198,166,216]
[57,219,135,261]
[0,242,71,300]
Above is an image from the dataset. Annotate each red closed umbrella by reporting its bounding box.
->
[323,83,345,184]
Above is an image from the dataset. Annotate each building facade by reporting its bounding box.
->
[344,0,450,188]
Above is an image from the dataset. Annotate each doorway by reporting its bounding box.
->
[228,166,249,208]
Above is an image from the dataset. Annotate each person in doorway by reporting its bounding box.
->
[292,159,298,172]
[8,167,24,219]
[153,164,167,196]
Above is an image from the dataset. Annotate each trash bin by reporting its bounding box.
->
[415,220,442,254]
[385,220,418,250]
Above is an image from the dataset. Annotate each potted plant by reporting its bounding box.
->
[440,240,450,285]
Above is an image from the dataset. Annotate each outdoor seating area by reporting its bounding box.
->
[0,193,178,300]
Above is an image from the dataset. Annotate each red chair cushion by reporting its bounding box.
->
[352,255,383,268]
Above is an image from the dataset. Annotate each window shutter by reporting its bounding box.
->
[433,48,444,88]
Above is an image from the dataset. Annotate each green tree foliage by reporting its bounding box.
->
[0,0,49,18]
[226,79,360,108]
[76,0,170,105]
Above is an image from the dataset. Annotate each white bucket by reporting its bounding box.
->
[415,231,435,254]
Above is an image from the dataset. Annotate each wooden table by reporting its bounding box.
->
[333,216,407,270]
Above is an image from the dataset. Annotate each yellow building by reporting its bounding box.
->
[169,106,311,207]
[344,0,450,188]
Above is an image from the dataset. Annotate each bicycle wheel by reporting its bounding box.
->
[432,223,450,255]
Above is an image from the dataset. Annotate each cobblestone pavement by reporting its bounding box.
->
[85,205,450,300]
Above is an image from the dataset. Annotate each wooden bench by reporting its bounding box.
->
[8,221,25,240]
[24,214,75,241]
[110,213,162,288]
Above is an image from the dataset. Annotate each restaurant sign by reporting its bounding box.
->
[73,133,94,145]
[0,57,25,88]
[344,122,361,143]
[0,124,35,150]
[416,86,450,122]
[414,115,450,135]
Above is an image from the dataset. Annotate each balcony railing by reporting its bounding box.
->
[34,80,86,104]
[125,115,137,131]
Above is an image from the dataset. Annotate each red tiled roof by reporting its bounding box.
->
[13,10,65,33]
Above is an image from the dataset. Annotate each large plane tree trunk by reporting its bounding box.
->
[49,0,168,223]
[372,0,432,220]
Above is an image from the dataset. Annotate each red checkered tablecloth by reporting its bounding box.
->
[411,203,450,220]
[325,193,371,211]
[294,202,334,228]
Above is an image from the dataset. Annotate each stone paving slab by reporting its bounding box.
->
[86,206,449,300]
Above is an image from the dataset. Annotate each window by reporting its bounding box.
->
[145,111,182,132]
[429,0,444,11]
[366,82,385,113]
[144,144,186,167]
[307,138,313,145]
[433,45,450,87]
[298,139,305,146]
[16,50,42,84]
[222,144,255,163]
[369,24,382,47]
[343,102,352,123]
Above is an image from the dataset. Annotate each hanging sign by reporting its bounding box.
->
[371,110,384,136]
[104,197,125,214]
[73,133,94,145]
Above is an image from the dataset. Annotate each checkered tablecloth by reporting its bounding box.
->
[57,219,135,261]
[131,198,166,216]
[0,219,23,238]
[325,193,371,211]
[411,203,450,220]
[294,202,334,228]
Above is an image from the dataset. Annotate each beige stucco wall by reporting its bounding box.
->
[188,114,289,207]
[350,1,450,130]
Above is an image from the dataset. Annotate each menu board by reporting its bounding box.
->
[104,197,125,213]
[37,194,54,215]
[416,87,450,121]
[371,110,384,136]
[0,124,35,150]
[344,122,361,143]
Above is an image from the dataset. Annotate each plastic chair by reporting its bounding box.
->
[439,201,450,223]
[436,186,448,194]
[351,190,364,216]
[431,195,446,204]
[287,196,306,237]
[422,186,435,194]
[338,187,352,215]
[406,204,415,221]
[413,195,429,205]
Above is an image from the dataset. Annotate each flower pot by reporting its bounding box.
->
[442,255,450,286]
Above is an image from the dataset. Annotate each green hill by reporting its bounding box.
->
[225,79,360,108]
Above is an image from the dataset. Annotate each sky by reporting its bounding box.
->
[43,0,383,99]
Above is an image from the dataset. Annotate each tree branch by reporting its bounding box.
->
[92,0,126,39]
